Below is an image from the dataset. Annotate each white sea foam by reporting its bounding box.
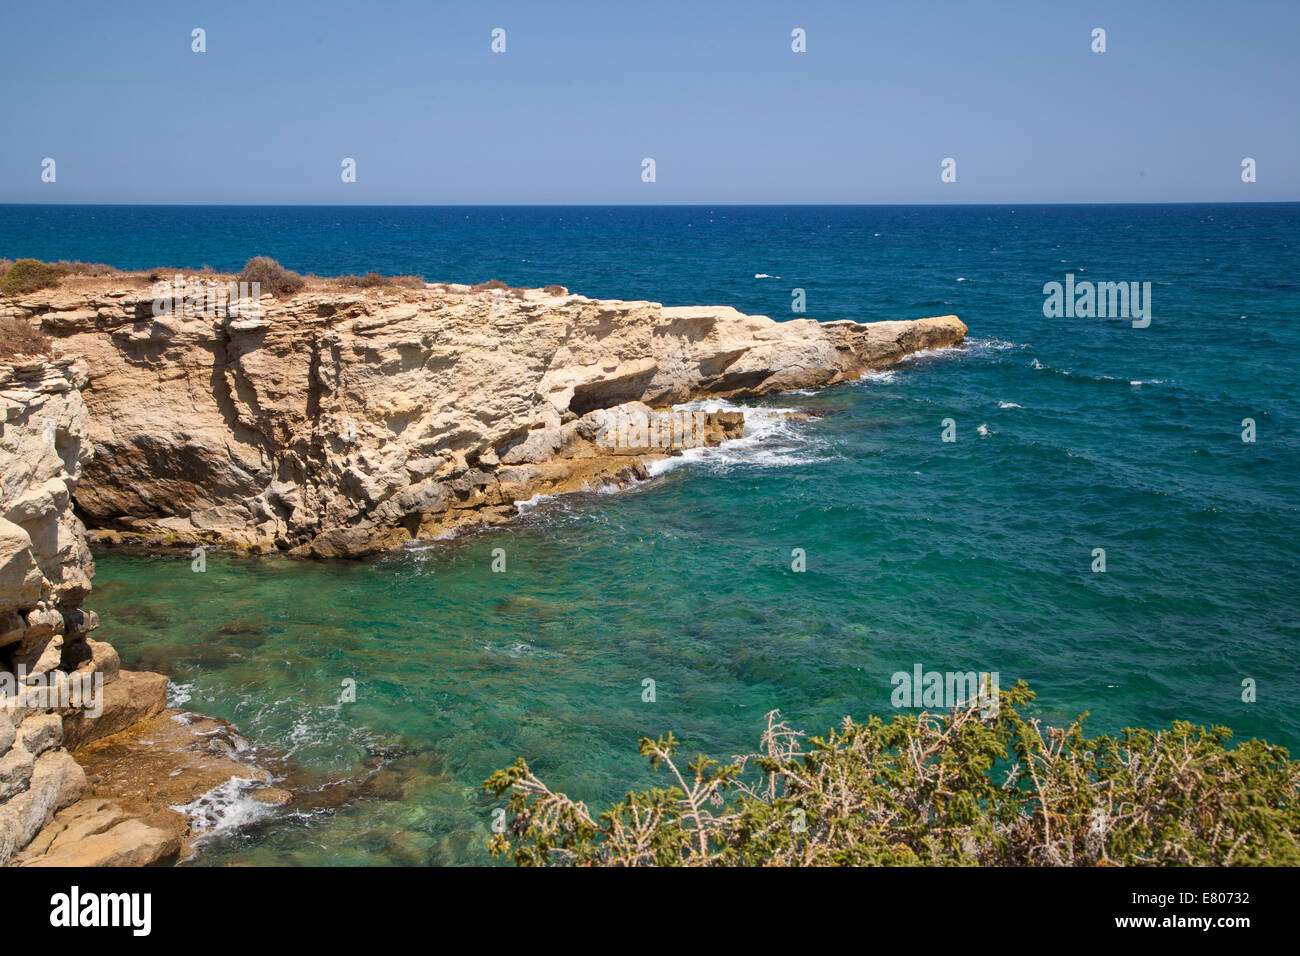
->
[402,526,462,551]
[859,369,898,384]
[997,401,1023,409]
[515,492,557,514]
[977,424,990,437]
[968,338,1029,353]
[899,345,965,364]
[171,776,276,848]
[754,273,780,279]
[646,400,821,476]
[167,680,193,708]
[483,641,554,659]
[595,478,644,495]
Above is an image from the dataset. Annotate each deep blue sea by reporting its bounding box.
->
[2,204,1297,865]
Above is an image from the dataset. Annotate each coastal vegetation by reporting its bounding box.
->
[238,256,305,297]
[470,278,527,298]
[485,682,1300,866]
[0,257,70,293]
[336,271,425,289]
[0,315,52,358]
[0,258,123,294]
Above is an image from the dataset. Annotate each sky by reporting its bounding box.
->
[1,0,1296,204]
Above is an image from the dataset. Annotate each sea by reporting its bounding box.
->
[1,203,1296,865]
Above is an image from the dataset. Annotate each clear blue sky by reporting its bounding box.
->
[2,0,1296,204]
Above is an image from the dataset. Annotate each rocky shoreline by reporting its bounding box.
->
[6,273,966,556]
[1,356,280,865]
[1,269,966,865]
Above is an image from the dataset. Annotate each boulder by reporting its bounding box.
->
[21,816,179,867]
[0,749,85,863]
[60,670,168,752]
[0,517,42,613]
[16,713,63,757]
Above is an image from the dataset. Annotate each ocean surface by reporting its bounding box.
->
[2,204,1297,865]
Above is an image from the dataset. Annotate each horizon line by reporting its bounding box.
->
[1,200,1296,208]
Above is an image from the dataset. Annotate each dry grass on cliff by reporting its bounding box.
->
[335,271,426,290]
[0,316,52,360]
[55,260,121,277]
[239,256,306,297]
[470,279,527,299]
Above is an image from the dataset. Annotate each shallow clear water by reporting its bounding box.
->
[5,203,1297,865]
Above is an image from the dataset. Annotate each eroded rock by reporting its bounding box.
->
[7,276,966,556]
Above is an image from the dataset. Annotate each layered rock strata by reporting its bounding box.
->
[1,272,968,864]
[0,357,273,865]
[4,276,967,557]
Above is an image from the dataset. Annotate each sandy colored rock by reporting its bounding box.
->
[77,638,120,683]
[0,517,44,614]
[16,713,62,757]
[0,358,94,605]
[69,708,280,862]
[20,812,179,867]
[1,353,261,867]
[6,274,966,556]
[59,669,167,752]
[0,744,35,801]
[0,748,85,863]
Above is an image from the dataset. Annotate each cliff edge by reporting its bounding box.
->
[4,274,966,557]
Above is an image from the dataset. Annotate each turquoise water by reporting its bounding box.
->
[5,204,1297,865]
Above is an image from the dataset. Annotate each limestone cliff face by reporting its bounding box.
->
[0,356,279,866]
[0,276,967,864]
[0,358,105,863]
[0,357,96,667]
[5,278,966,556]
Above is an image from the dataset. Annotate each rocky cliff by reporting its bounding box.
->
[1,271,967,864]
[0,356,275,866]
[5,275,967,556]
[0,357,100,862]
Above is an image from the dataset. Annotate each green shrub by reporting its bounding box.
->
[0,258,70,294]
[485,682,1300,866]
[239,256,305,298]
[0,316,52,360]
